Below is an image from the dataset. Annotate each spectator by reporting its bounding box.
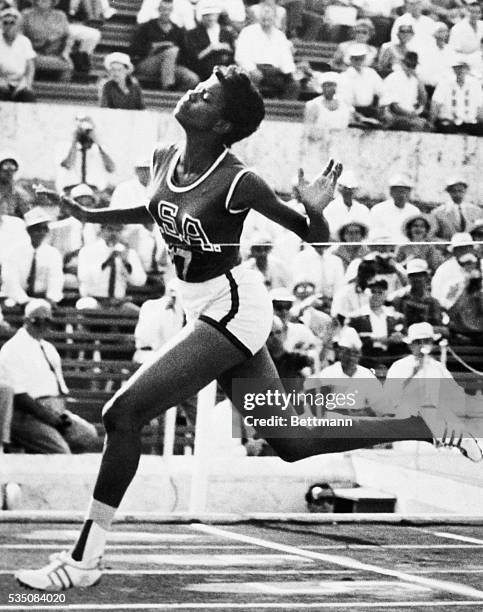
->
[67,0,116,21]
[304,72,354,135]
[446,250,483,342]
[0,152,33,217]
[332,218,371,270]
[417,22,454,99]
[370,174,420,243]
[391,258,444,328]
[469,218,483,257]
[99,52,145,110]
[130,0,199,91]
[381,50,428,131]
[77,222,146,311]
[244,232,291,289]
[395,213,444,272]
[266,314,313,382]
[431,232,476,309]
[21,0,73,81]
[430,56,483,135]
[0,299,98,453]
[2,207,64,306]
[351,0,396,46]
[331,258,376,318]
[56,115,116,193]
[390,0,437,47]
[332,18,378,71]
[339,43,384,122]
[137,0,197,30]
[235,3,299,99]
[431,176,481,241]
[448,0,483,75]
[247,0,287,33]
[220,0,247,32]
[185,0,236,80]
[290,244,345,298]
[0,7,36,102]
[60,0,101,75]
[378,23,416,78]
[323,170,370,238]
[122,220,170,280]
[0,174,29,265]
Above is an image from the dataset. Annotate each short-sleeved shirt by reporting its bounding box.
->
[0,34,36,86]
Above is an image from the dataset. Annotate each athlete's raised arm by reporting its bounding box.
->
[230,159,342,244]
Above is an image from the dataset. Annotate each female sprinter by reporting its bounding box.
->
[16,65,480,591]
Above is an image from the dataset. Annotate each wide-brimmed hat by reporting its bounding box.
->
[338,170,358,189]
[24,207,51,228]
[405,322,440,344]
[445,175,468,189]
[402,213,436,238]
[336,326,362,350]
[104,52,134,73]
[448,232,474,252]
[24,299,52,320]
[270,288,295,305]
[336,219,369,241]
[406,258,429,275]
[389,174,413,188]
[0,6,21,19]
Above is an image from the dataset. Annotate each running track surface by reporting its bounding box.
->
[1,520,483,611]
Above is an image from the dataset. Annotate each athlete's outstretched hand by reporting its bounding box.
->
[296,159,343,211]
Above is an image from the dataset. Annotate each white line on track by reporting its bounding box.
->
[3,569,483,576]
[1,601,483,610]
[424,531,483,545]
[3,543,483,550]
[191,524,483,600]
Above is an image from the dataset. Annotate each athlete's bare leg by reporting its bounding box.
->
[218,346,432,462]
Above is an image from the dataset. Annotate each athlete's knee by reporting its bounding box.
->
[102,391,141,434]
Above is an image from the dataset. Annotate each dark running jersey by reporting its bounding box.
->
[146,144,251,282]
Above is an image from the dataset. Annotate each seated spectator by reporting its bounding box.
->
[244,232,291,288]
[395,213,444,272]
[58,0,101,75]
[351,0,395,46]
[99,52,145,110]
[448,0,483,76]
[431,176,481,241]
[446,250,483,342]
[323,170,370,238]
[122,220,170,281]
[55,115,116,193]
[390,0,437,47]
[247,0,287,33]
[430,56,483,136]
[0,299,98,453]
[332,18,378,71]
[332,218,370,271]
[137,0,197,30]
[185,0,236,80]
[0,7,36,102]
[130,0,199,91]
[369,174,420,243]
[391,258,444,328]
[431,232,476,309]
[416,22,454,99]
[339,44,384,122]
[381,51,429,131]
[0,151,33,217]
[291,244,345,298]
[235,3,299,99]
[304,72,354,135]
[2,207,64,306]
[21,0,73,82]
[77,222,146,311]
[67,0,116,21]
[331,258,376,318]
[378,23,416,78]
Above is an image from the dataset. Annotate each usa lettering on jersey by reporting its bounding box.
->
[157,200,221,253]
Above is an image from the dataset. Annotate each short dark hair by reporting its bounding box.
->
[214,65,265,146]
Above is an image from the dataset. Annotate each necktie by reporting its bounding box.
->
[27,250,37,296]
[39,341,64,395]
[457,205,466,232]
[107,256,117,298]
[151,238,159,274]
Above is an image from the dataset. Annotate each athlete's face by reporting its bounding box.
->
[174,76,227,133]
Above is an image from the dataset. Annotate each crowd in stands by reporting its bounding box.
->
[0,0,482,132]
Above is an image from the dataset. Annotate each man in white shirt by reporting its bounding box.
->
[110,159,150,210]
[235,3,299,99]
[0,300,97,453]
[339,44,384,119]
[0,188,29,267]
[2,207,64,306]
[430,57,483,136]
[291,245,345,298]
[390,0,437,46]
[449,1,483,74]
[323,170,371,238]
[416,22,454,90]
[77,222,146,309]
[369,174,420,243]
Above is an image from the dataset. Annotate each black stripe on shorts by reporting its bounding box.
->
[219,271,239,327]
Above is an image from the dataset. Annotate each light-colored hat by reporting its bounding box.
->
[348,43,368,57]
[319,71,340,85]
[448,232,474,252]
[24,299,52,320]
[338,169,358,189]
[134,157,151,168]
[406,322,440,343]
[402,213,436,238]
[104,52,134,72]
[451,55,469,68]
[24,207,51,228]
[0,150,19,168]
[270,288,295,303]
[458,252,478,264]
[445,175,468,189]
[336,326,362,350]
[336,218,369,241]
[197,0,222,16]
[70,183,95,199]
[76,296,99,310]
[406,258,429,274]
[469,219,483,236]
[389,174,413,188]
[0,6,21,19]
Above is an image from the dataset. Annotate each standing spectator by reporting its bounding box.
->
[99,52,145,110]
[332,18,378,71]
[0,299,98,453]
[291,244,346,298]
[390,0,437,47]
[185,0,236,81]
[381,50,428,131]
[235,3,299,99]
[378,23,416,78]
[431,176,482,240]
[449,0,483,75]
[323,170,370,238]
[130,0,199,91]
[370,174,420,243]
[304,72,354,135]
[0,6,36,102]
[417,22,454,99]
[55,115,116,193]
[0,152,32,217]
[395,213,444,273]
[339,44,384,121]
[2,207,64,306]
[430,57,483,135]
[21,0,73,81]
[77,222,146,310]
[332,218,371,270]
